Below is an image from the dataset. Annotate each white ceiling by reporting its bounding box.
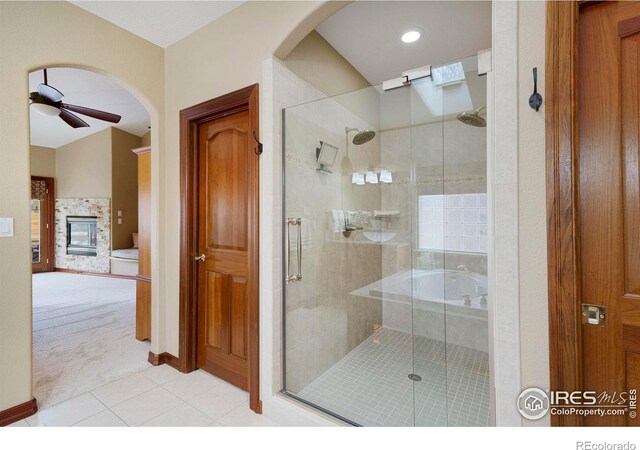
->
[316,1,492,86]
[70,1,244,48]
[29,68,150,148]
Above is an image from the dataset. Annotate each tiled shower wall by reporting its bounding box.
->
[281,72,386,393]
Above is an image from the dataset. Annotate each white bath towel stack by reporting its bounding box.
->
[331,209,346,232]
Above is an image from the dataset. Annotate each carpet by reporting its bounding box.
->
[32,272,150,409]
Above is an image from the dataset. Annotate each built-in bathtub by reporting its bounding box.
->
[351,269,489,352]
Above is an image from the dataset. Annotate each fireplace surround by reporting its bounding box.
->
[55,198,111,273]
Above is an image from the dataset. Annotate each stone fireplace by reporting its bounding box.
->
[55,198,110,273]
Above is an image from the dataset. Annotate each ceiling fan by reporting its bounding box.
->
[29,69,122,128]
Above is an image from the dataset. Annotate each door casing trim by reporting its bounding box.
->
[31,176,55,273]
[545,0,605,427]
[178,84,261,413]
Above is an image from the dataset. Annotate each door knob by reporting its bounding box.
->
[195,253,206,262]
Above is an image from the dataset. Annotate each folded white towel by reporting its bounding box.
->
[288,217,313,250]
[331,209,345,232]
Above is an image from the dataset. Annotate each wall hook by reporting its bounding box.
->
[529,67,543,112]
[253,130,263,156]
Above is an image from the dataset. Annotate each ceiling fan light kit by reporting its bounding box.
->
[29,69,122,128]
[31,103,61,117]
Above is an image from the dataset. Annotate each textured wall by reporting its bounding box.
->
[55,128,112,199]
[0,1,163,412]
[110,128,140,250]
[30,146,56,179]
[517,0,549,427]
[163,1,339,356]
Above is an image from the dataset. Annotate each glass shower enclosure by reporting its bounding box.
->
[282,55,489,426]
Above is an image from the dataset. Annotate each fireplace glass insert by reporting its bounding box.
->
[66,216,98,256]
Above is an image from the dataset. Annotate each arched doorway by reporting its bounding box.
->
[28,65,156,410]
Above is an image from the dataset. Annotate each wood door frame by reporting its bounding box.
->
[179,84,261,413]
[31,175,55,273]
[545,0,640,426]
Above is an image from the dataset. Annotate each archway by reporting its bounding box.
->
[27,64,160,410]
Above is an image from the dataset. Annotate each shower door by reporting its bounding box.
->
[282,55,488,427]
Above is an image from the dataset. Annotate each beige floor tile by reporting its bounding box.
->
[140,364,181,385]
[7,419,29,427]
[188,382,249,420]
[111,387,182,426]
[26,393,105,427]
[161,369,222,401]
[142,403,213,427]
[73,409,127,427]
[91,372,157,407]
[217,402,279,427]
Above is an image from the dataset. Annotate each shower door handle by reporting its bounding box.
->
[285,218,301,284]
[296,218,303,281]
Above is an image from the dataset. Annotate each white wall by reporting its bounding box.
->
[517,0,549,427]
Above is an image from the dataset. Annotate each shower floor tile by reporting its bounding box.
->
[297,328,489,427]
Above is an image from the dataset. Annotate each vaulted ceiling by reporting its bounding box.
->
[316,1,492,86]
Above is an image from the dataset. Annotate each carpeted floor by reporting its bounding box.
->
[32,272,150,409]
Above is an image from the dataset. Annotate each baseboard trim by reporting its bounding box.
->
[0,398,37,427]
[148,351,181,371]
[54,268,136,280]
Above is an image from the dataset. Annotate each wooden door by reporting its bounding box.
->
[196,110,253,391]
[578,1,640,426]
[31,176,54,273]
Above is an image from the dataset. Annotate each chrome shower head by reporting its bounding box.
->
[346,127,376,145]
[456,106,487,128]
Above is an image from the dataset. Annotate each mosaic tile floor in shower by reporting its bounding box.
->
[297,327,489,426]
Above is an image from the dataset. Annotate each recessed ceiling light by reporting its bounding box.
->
[401,28,423,43]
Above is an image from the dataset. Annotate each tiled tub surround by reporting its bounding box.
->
[352,269,489,353]
[55,198,111,273]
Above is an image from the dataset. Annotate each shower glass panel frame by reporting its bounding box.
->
[281,55,489,427]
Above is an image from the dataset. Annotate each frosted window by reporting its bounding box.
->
[418,193,487,253]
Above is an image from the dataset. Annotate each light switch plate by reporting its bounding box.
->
[118,210,122,217]
[117,218,123,225]
[0,218,14,237]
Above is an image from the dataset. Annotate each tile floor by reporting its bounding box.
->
[11,365,278,427]
[297,328,490,427]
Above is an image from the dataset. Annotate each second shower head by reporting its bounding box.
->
[346,127,376,145]
[456,106,487,128]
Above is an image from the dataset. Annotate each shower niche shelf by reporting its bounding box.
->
[373,210,400,218]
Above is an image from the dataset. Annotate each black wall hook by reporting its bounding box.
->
[529,67,543,112]
[253,130,263,156]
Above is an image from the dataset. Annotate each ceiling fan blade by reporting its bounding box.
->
[60,104,121,124]
[59,109,89,128]
[37,83,64,103]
